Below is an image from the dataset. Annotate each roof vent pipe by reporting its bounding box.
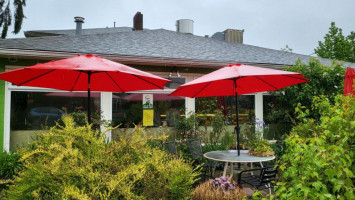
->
[74,16,85,35]
[176,19,194,34]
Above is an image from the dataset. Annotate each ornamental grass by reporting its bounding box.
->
[193,177,245,200]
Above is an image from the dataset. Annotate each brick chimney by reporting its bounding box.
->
[133,12,143,30]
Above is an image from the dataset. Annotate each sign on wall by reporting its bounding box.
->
[142,94,153,126]
[142,94,153,109]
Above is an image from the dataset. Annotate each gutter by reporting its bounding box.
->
[0,48,285,69]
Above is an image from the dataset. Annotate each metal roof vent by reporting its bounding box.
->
[211,29,244,44]
[74,16,85,35]
[176,19,194,34]
[224,29,244,44]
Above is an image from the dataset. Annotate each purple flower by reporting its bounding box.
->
[211,176,240,191]
[220,176,228,182]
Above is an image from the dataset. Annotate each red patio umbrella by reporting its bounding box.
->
[170,63,309,156]
[0,54,170,124]
[343,68,355,96]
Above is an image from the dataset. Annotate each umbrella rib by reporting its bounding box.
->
[130,74,163,89]
[192,82,213,98]
[105,72,125,92]
[254,76,279,90]
[18,69,56,86]
[70,71,82,91]
[255,74,308,90]
[282,74,309,81]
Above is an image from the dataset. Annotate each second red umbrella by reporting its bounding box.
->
[170,63,309,156]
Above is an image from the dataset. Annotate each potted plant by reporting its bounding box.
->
[249,139,275,157]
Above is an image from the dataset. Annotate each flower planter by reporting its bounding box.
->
[249,150,275,157]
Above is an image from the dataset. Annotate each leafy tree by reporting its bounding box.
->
[0,0,26,39]
[275,95,355,199]
[280,45,293,52]
[266,58,345,125]
[315,22,355,63]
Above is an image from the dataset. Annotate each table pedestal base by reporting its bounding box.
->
[222,162,262,179]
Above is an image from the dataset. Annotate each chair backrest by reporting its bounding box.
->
[187,139,203,160]
[259,166,278,185]
[276,143,284,158]
[163,141,177,155]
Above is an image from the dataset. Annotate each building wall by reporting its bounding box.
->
[0,64,5,151]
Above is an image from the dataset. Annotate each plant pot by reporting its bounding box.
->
[238,143,247,150]
[249,150,275,157]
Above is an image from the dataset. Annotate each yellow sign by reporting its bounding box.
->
[143,109,154,126]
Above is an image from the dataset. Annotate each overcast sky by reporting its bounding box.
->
[6,0,355,56]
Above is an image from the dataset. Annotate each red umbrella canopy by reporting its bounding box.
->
[343,68,355,96]
[0,54,169,92]
[170,63,309,97]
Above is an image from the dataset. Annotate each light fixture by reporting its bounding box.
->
[169,66,181,78]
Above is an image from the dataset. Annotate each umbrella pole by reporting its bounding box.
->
[236,94,240,156]
[88,72,92,125]
[234,79,240,156]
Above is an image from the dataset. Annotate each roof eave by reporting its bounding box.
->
[0,48,286,69]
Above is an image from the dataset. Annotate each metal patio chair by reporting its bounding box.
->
[237,166,278,195]
[163,141,177,156]
[186,139,218,182]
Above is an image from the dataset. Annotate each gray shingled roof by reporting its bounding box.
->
[2,29,355,68]
[24,27,137,37]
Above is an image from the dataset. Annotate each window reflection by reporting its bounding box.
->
[11,91,100,130]
[195,95,254,125]
[112,93,184,127]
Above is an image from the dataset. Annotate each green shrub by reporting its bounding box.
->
[175,113,202,140]
[0,151,22,180]
[275,95,355,199]
[2,115,198,200]
[209,110,227,145]
[0,151,23,191]
[267,58,346,125]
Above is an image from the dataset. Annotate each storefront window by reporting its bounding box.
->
[112,93,185,127]
[195,95,254,125]
[111,77,186,127]
[10,91,100,130]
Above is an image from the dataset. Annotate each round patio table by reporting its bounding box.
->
[204,150,275,178]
